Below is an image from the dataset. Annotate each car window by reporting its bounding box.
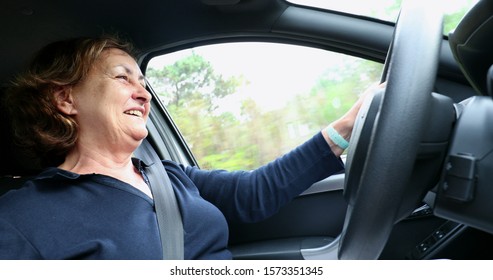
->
[146,43,382,170]
[288,0,479,35]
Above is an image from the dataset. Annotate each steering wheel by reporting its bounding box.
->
[338,1,444,259]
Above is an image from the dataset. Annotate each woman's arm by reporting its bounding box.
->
[186,133,344,223]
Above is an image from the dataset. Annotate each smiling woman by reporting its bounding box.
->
[57,48,152,174]
[0,34,375,260]
[2,0,492,263]
[5,37,140,167]
[5,37,154,198]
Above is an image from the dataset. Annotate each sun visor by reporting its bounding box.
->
[449,0,493,95]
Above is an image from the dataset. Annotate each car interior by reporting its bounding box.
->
[1,0,493,260]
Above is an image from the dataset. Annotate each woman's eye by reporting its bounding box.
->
[116,75,129,81]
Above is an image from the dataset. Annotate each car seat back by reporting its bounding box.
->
[0,87,41,196]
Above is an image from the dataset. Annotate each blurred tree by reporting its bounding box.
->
[146,53,240,111]
[147,51,382,170]
[443,0,478,35]
[146,53,249,170]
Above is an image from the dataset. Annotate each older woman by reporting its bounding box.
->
[0,36,370,259]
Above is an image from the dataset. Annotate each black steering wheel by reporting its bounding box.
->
[338,1,444,259]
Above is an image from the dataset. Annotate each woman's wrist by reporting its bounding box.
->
[322,117,353,157]
[322,82,383,157]
[326,125,349,150]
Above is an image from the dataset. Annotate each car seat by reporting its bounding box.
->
[0,87,41,196]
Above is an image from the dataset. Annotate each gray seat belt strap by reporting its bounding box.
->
[134,138,184,260]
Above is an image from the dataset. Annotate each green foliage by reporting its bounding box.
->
[147,51,382,171]
[443,0,478,35]
[147,54,251,170]
[146,53,243,112]
[363,0,476,36]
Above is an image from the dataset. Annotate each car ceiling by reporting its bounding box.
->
[1,0,288,85]
[1,0,469,89]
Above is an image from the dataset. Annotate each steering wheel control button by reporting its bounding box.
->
[441,154,476,202]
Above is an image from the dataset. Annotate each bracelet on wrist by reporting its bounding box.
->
[326,125,349,150]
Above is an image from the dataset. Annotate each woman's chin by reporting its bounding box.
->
[130,128,149,143]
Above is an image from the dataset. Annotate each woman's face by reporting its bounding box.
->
[70,48,152,150]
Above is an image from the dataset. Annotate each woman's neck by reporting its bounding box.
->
[58,143,153,198]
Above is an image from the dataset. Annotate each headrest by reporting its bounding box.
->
[0,87,42,176]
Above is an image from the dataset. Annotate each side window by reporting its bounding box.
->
[146,43,382,170]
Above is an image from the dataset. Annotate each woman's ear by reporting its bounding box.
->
[53,86,77,115]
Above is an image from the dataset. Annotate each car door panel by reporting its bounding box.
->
[228,173,347,259]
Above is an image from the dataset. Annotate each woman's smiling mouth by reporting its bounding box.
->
[124,109,143,117]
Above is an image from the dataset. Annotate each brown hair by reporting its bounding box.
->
[5,36,136,167]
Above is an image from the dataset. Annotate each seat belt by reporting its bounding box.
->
[134,138,184,260]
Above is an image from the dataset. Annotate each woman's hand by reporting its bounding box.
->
[322,82,386,157]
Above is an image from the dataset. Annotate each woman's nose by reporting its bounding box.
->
[133,83,152,104]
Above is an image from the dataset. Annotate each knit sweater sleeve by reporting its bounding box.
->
[185,132,344,223]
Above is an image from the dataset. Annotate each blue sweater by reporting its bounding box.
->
[0,133,343,259]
